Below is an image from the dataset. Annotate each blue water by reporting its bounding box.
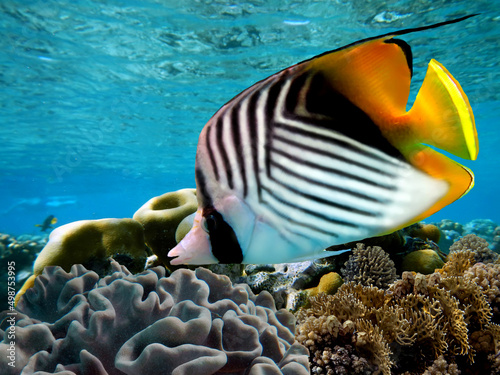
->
[1,0,499,236]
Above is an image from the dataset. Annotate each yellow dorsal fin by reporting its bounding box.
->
[306,35,411,118]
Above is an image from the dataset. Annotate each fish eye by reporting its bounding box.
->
[201,213,217,233]
[205,214,217,232]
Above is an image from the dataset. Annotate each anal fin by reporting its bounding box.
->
[402,145,474,225]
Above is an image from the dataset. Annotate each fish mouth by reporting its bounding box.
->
[168,224,218,265]
[168,242,192,265]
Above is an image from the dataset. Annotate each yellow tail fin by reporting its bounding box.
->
[408,59,478,160]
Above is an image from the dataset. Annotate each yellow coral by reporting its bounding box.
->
[402,249,445,274]
[298,263,500,372]
[306,272,343,297]
[16,218,145,304]
[397,293,448,357]
[133,188,197,266]
[439,250,476,276]
[431,288,470,357]
[354,318,393,375]
[438,276,492,329]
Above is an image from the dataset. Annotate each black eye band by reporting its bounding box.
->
[203,208,243,263]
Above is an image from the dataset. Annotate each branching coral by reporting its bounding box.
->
[449,234,499,264]
[1,263,309,375]
[341,243,397,289]
[296,282,413,374]
[422,355,460,375]
[438,276,492,330]
[439,250,476,277]
[299,264,500,374]
[464,262,500,323]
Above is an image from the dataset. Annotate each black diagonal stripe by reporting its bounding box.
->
[302,72,405,161]
[215,117,233,189]
[262,182,356,230]
[284,71,309,115]
[271,146,396,191]
[195,167,212,207]
[230,102,247,197]
[270,152,389,202]
[273,120,400,166]
[264,79,285,178]
[273,132,397,178]
[268,160,380,217]
[205,124,219,181]
[261,187,339,237]
[246,90,261,199]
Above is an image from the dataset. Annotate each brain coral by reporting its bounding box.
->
[340,243,397,288]
[0,262,309,375]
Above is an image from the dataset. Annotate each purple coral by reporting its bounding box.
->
[0,262,309,375]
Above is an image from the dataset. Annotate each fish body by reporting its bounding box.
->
[169,16,478,265]
[35,215,57,232]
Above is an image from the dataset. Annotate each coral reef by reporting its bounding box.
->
[422,355,460,375]
[434,219,500,253]
[434,219,464,251]
[464,262,500,323]
[133,188,198,267]
[296,282,407,375]
[297,264,500,374]
[1,262,309,375]
[449,234,499,263]
[0,233,47,268]
[241,260,338,311]
[15,218,146,304]
[0,233,48,311]
[340,243,397,288]
[463,219,500,252]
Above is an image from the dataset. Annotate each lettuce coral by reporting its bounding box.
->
[0,262,309,375]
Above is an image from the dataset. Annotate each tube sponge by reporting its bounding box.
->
[133,189,198,266]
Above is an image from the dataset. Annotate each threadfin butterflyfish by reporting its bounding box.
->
[169,15,479,265]
[35,215,57,232]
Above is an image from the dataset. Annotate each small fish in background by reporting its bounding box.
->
[169,15,479,265]
[35,215,58,232]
